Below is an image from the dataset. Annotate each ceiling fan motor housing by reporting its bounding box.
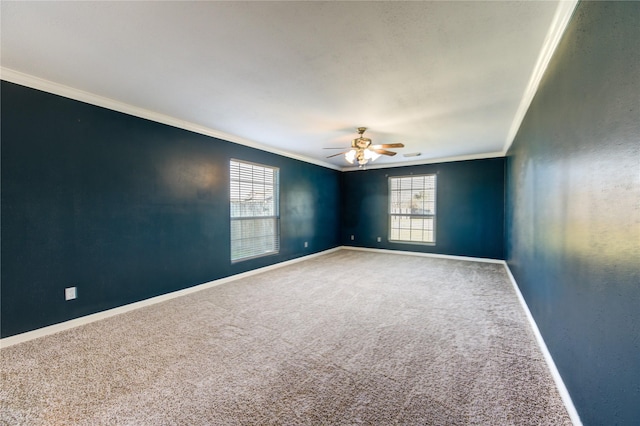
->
[352,137,372,149]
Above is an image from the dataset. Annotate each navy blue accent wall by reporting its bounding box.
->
[1,81,341,338]
[505,2,640,424]
[341,158,504,259]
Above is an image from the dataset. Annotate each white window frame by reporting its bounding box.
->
[230,159,280,263]
[388,174,436,245]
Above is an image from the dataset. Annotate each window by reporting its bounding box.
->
[230,159,279,262]
[389,174,436,244]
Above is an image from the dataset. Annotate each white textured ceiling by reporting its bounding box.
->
[1,1,567,169]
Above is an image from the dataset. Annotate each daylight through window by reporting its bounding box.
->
[389,174,436,244]
[230,160,279,262]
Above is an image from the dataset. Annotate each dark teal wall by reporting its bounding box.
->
[505,2,640,424]
[1,81,341,338]
[341,158,505,259]
[5,4,639,420]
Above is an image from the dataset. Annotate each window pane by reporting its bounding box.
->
[230,160,280,262]
[399,216,411,229]
[388,174,436,244]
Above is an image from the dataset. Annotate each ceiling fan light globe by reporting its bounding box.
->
[345,149,356,164]
[364,149,381,161]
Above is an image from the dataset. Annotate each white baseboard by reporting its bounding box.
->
[503,264,582,426]
[0,247,341,349]
[2,245,492,348]
[0,245,584,426]
[340,245,505,264]
[347,245,581,424]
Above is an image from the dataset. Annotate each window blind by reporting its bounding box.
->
[230,159,279,262]
[388,174,436,244]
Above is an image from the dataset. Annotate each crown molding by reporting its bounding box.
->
[502,0,579,155]
[340,151,504,172]
[0,67,341,171]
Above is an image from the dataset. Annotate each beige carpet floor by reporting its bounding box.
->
[1,250,571,425]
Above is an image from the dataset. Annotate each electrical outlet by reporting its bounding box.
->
[65,287,77,301]
[377,237,381,242]
[304,241,308,248]
[350,235,354,240]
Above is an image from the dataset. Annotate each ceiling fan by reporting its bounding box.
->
[325,127,405,166]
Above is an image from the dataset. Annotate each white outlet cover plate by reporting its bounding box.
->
[65,287,77,300]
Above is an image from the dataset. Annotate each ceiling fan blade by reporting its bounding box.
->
[326,151,349,158]
[371,143,404,149]
[372,148,397,156]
